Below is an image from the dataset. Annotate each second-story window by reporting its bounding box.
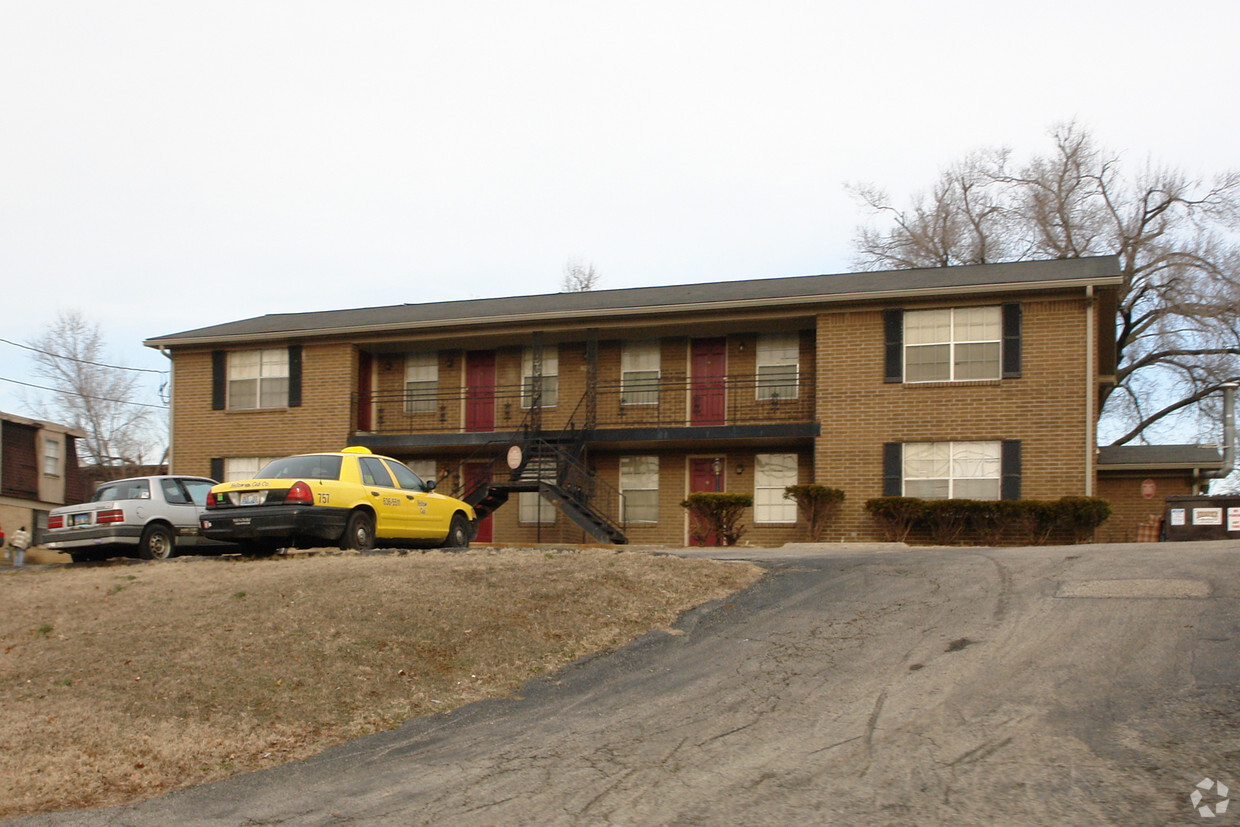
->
[43,436,61,476]
[905,307,1001,382]
[404,352,438,413]
[621,341,660,405]
[756,333,799,400]
[522,346,558,408]
[228,349,289,409]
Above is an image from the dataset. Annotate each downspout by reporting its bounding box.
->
[158,346,173,473]
[1200,382,1237,484]
[1085,286,1095,496]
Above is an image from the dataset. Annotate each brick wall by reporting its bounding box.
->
[171,344,355,477]
[1096,472,1198,543]
[815,295,1095,541]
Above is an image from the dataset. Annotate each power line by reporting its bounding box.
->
[0,337,169,374]
[0,376,169,410]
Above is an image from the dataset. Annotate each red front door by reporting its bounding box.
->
[688,457,723,546]
[464,462,493,543]
[465,351,496,432]
[690,338,726,426]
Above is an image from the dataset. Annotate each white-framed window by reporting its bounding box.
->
[228,349,289,409]
[521,346,558,408]
[405,459,438,487]
[621,341,660,406]
[756,333,799,400]
[904,307,1001,382]
[754,453,798,523]
[42,436,61,476]
[404,352,439,413]
[519,491,556,524]
[903,441,1001,500]
[619,456,659,523]
[223,456,280,483]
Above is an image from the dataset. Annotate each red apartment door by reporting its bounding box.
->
[688,457,723,546]
[464,462,494,543]
[690,338,726,426]
[465,351,496,432]
[356,352,373,432]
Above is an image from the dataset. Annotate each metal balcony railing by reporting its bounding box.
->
[351,373,814,435]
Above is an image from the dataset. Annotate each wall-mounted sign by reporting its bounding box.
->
[1141,479,1156,499]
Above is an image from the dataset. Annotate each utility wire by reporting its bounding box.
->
[0,337,169,374]
[0,376,169,410]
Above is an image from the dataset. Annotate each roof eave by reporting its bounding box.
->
[145,274,1125,349]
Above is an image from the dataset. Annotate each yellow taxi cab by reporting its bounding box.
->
[200,447,476,553]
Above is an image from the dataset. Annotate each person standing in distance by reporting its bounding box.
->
[10,526,31,568]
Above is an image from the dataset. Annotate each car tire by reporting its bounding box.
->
[341,510,375,551]
[139,524,176,560]
[443,514,470,550]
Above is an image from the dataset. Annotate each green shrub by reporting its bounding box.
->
[922,499,973,545]
[966,499,1012,546]
[680,492,754,546]
[1055,496,1113,544]
[783,484,845,542]
[1006,500,1058,545]
[864,497,926,543]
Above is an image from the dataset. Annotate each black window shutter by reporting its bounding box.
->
[1002,303,1022,378]
[1001,440,1021,500]
[211,351,227,410]
[287,345,302,408]
[883,309,903,383]
[210,457,225,483]
[882,442,903,496]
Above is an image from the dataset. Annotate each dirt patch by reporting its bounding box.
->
[0,548,762,819]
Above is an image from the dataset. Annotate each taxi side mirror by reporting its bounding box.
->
[424,479,437,492]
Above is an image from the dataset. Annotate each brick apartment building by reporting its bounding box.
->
[0,412,87,542]
[145,255,1221,546]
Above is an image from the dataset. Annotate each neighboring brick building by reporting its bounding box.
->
[0,412,87,543]
[1095,445,1227,543]
[148,256,1145,545]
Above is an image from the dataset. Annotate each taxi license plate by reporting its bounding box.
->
[71,513,92,526]
[240,492,263,506]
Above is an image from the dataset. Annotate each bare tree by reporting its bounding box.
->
[562,258,602,292]
[25,311,165,467]
[851,122,1240,445]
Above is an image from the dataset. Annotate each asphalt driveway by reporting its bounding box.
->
[14,541,1240,826]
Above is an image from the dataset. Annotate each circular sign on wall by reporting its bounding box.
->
[1141,479,1156,499]
[507,444,523,470]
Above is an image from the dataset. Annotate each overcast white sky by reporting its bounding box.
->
[2,1,1236,423]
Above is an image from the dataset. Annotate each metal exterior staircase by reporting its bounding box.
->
[459,437,627,544]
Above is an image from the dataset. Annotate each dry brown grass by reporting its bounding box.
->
[0,548,762,820]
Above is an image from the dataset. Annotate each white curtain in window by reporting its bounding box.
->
[404,352,439,413]
[619,456,659,522]
[755,453,798,522]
